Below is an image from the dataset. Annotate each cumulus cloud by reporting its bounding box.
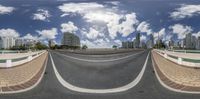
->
[136,21,152,35]
[192,31,200,38]
[170,4,200,20]
[61,21,78,33]
[33,9,51,21]
[58,2,139,39]
[0,5,15,14]
[169,24,193,39]
[141,35,147,41]
[37,28,58,40]
[22,33,38,40]
[0,28,19,37]
[154,28,166,41]
[81,39,112,48]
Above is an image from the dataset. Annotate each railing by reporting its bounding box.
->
[154,49,200,68]
[0,50,46,68]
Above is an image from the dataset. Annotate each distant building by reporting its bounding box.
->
[24,39,37,48]
[0,37,16,49]
[122,41,134,49]
[15,38,24,47]
[196,37,200,50]
[48,39,55,47]
[135,33,140,48]
[185,33,192,49]
[191,36,196,49]
[62,32,80,47]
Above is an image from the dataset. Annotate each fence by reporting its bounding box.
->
[154,49,200,68]
[0,50,46,68]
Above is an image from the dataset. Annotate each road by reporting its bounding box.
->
[1,50,200,99]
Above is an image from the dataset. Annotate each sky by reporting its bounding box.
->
[0,0,200,48]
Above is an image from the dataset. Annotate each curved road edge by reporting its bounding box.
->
[151,51,200,94]
[0,52,48,94]
[49,51,150,94]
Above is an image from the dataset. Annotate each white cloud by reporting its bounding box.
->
[58,2,138,39]
[61,21,78,33]
[81,39,112,48]
[33,9,51,21]
[0,5,15,14]
[169,24,193,39]
[85,28,99,40]
[37,28,58,40]
[141,35,147,41]
[22,33,38,40]
[153,28,166,41]
[0,28,19,37]
[106,1,120,6]
[192,31,200,38]
[170,4,200,20]
[137,21,152,35]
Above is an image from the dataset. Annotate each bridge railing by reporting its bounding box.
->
[0,50,46,68]
[154,49,200,68]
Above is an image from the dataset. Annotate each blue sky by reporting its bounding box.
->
[0,0,200,48]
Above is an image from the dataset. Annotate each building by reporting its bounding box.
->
[191,36,196,49]
[62,32,80,47]
[135,33,140,48]
[15,38,24,47]
[48,39,55,47]
[185,33,192,49]
[122,41,134,49]
[0,37,16,49]
[24,39,37,48]
[196,37,200,50]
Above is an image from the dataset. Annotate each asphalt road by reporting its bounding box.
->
[1,50,200,99]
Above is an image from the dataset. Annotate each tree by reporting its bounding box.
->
[35,42,48,50]
[112,45,118,49]
[82,45,88,49]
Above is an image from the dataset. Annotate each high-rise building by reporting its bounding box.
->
[191,36,196,49]
[122,41,134,49]
[185,33,192,49]
[15,38,24,47]
[196,37,200,50]
[0,37,16,49]
[149,34,154,47]
[135,33,140,48]
[62,32,80,47]
[48,39,55,47]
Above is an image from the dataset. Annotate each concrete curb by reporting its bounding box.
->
[55,51,145,62]
[0,52,48,94]
[151,51,200,94]
[50,52,149,94]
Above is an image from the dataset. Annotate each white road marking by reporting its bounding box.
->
[50,52,149,94]
[54,51,145,62]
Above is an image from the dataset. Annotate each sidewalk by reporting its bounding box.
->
[0,52,48,93]
[152,51,200,92]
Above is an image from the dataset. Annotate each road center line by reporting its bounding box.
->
[50,51,149,93]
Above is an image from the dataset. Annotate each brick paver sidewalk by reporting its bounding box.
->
[0,52,48,93]
[152,51,200,91]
